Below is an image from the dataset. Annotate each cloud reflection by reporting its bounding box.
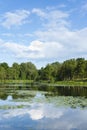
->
[0,92,87,130]
[0,103,64,120]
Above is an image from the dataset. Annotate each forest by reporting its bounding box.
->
[0,58,87,82]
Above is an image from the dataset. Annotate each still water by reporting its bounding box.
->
[0,85,87,130]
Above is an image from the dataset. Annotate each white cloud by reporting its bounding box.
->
[32,8,69,19]
[32,8,46,17]
[2,10,30,28]
[35,27,73,42]
[35,27,87,60]
[47,10,69,20]
[43,41,63,58]
[32,8,87,60]
[29,40,44,51]
[32,8,69,29]
[2,40,63,59]
[1,7,87,66]
[2,40,44,59]
[1,25,87,62]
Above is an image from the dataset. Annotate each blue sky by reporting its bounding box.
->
[0,0,87,68]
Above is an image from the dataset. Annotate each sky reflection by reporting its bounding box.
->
[0,92,87,130]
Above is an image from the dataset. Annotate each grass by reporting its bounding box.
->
[0,79,87,87]
[55,80,87,87]
[0,79,33,84]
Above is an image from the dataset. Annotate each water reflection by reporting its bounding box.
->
[0,96,87,130]
[0,85,87,99]
[54,86,87,97]
[0,86,87,130]
[6,95,13,101]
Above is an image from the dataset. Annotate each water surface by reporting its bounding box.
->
[0,85,87,130]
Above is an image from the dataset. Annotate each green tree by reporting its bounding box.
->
[51,62,61,81]
[59,59,76,80]
[0,62,9,70]
[26,62,38,80]
[0,66,6,80]
[12,63,20,79]
[19,63,27,80]
[0,62,9,79]
[75,58,86,79]
[19,62,38,80]
[37,67,44,81]
[42,64,54,82]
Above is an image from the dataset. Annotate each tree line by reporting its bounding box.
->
[0,58,87,81]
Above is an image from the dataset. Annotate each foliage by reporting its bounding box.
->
[0,62,38,81]
[0,58,87,82]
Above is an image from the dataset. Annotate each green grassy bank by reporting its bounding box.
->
[0,79,87,87]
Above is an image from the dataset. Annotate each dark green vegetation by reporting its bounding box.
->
[0,62,38,81]
[1,58,87,83]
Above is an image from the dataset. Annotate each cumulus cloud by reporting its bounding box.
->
[7,41,44,58]
[2,10,30,28]
[32,8,46,17]
[0,7,87,66]
[32,8,87,60]
[2,40,63,59]
[1,26,87,62]
[29,40,44,51]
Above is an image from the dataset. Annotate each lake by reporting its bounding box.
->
[0,84,87,130]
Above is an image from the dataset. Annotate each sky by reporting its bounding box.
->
[0,0,87,68]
